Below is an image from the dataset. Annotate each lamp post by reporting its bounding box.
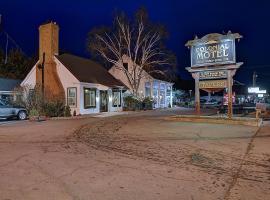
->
[189,89,192,109]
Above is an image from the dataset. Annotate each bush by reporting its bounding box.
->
[64,106,71,117]
[123,96,141,111]
[29,109,39,117]
[42,100,65,117]
[142,97,153,110]
[124,96,153,111]
[12,86,73,118]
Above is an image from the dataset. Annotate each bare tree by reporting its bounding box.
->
[87,8,176,97]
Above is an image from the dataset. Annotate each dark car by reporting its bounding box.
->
[0,99,27,120]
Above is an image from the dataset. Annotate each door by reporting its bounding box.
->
[0,99,13,118]
[0,100,5,117]
[100,90,108,112]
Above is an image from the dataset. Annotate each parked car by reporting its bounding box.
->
[0,99,27,120]
[202,99,221,108]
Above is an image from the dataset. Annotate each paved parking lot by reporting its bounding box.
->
[0,109,269,200]
[0,119,25,126]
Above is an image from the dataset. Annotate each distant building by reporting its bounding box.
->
[0,77,21,101]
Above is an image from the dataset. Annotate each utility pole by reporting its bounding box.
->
[252,71,257,87]
[1,14,9,64]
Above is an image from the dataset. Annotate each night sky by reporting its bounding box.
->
[1,0,270,90]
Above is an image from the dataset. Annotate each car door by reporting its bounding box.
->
[0,100,7,117]
[0,100,13,118]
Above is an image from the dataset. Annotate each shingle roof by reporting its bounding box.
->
[56,54,126,88]
[0,77,21,91]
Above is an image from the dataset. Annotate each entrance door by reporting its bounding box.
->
[100,90,108,112]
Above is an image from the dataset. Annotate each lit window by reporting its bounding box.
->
[145,82,151,97]
[67,87,77,107]
[112,90,121,107]
[166,85,171,96]
[84,88,96,108]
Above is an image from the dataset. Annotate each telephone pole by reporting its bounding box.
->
[0,14,9,64]
[252,71,257,87]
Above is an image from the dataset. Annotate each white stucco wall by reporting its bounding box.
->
[55,58,81,115]
[20,63,37,89]
[108,55,153,98]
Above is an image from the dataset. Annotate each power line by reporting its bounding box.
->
[0,14,26,64]
[3,31,22,50]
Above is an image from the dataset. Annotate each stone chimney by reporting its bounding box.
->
[36,22,64,101]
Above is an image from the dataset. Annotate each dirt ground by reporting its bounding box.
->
[0,108,269,200]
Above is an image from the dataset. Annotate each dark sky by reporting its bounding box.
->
[1,0,270,89]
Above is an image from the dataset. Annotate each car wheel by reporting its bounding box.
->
[17,111,27,120]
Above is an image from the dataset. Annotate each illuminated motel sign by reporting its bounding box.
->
[191,39,236,67]
[185,32,243,118]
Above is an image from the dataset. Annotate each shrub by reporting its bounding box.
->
[124,96,154,111]
[12,86,72,118]
[29,109,39,117]
[123,96,141,111]
[42,100,65,117]
[142,97,153,110]
[64,106,71,117]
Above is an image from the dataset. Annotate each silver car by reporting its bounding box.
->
[0,99,27,120]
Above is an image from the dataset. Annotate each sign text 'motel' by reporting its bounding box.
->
[191,40,235,67]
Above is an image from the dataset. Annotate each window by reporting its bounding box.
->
[145,82,151,97]
[1,94,13,102]
[67,87,77,107]
[112,90,121,107]
[123,63,128,71]
[160,90,166,105]
[166,85,172,96]
[84,88,96,108]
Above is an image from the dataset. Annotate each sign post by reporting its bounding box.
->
[192,73,200,115]
[227,70,233,118]
[185,32,243,118]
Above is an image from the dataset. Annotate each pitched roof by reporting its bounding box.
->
[56,54,126,88]
[0,77,21,91]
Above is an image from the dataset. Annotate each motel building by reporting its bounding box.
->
[21,22,173,115]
